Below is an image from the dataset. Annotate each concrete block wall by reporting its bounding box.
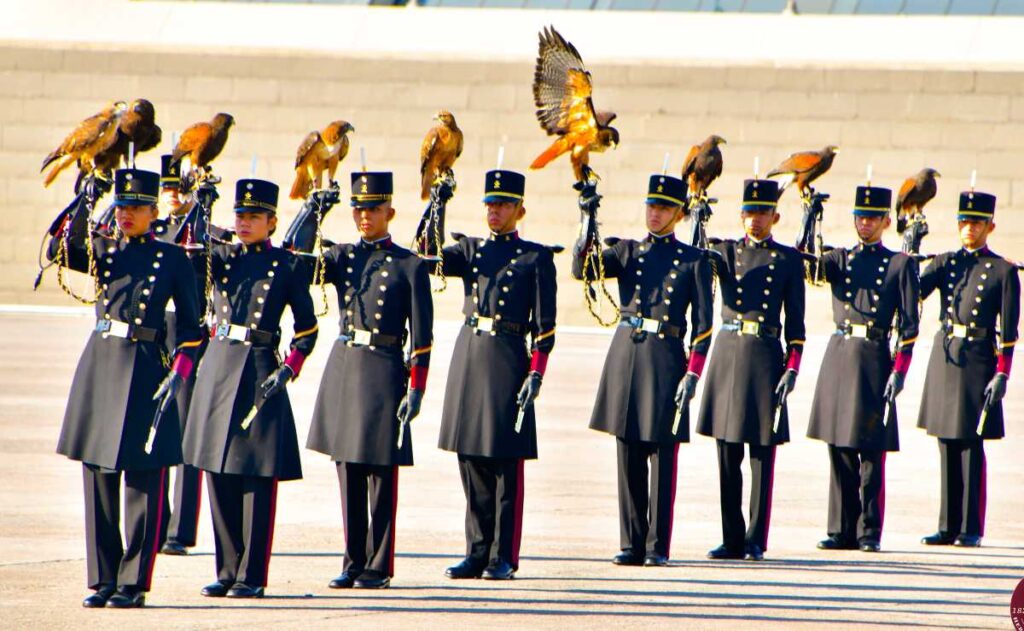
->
[1,42,1021,328]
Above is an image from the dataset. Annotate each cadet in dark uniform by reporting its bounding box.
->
[917,190,1019,547]
[696,179,806,562]
[152,154,205,556]
[48,168,203,608]
[435,170,557,581]
[806,185,920,553]
[182,179,318,598]
[572,175,714,567]
[305,171,434,590]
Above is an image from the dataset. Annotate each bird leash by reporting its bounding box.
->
[43,173,110,304]
[797,189,830,286]
[576,180,619,327]
[413,172,456,292]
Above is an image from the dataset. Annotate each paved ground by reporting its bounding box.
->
[0,310,1021,630]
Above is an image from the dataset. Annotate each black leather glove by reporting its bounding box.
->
[883,371,905,401]
[774,368,798,405]
[153,371,183,406]
[430,178,455,205]
[516,371,543,409]
[260,365,294,400]
[983,372,1008,405]
[674,372,699,408]
[574,181,601,214]
[311,183,342,207]
[397,388,424,424]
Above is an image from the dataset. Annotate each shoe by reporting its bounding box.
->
[105,586,145,608]
[445,558,484,579]
[481,558,515,580]
[744,543,764,561]
[953,534,982,547]
[643,554,669,567]
[161,541,188,556]
[921,531,958,546]
[353,571,390,589]
[612,550,644,566]
[201,581,231,597]
[817,536,858,551]
[707,544,745,560]
[82,585,115,608]
[225,583,264,598]
[859,539,881,553]
[328,571,359,589]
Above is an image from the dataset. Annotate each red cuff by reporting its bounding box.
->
[786,347,803,372]
[409,365,429,391]
[997,353,1013,376]
[893,350,913,375]
[283,349,306,379]
[530,350,549,376]
[687,351,707,377]
[171,354,194,380]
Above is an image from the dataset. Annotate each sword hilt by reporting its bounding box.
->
[515,406,526,434]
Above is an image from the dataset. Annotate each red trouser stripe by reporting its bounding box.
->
[762,446,777,551]
[262,479,279,585]
[665,443,680,558]
[878,452,887,540]
[978,451,988,537]
[511,459,525,569]
[143,468,166,591]
[389,466,399,577]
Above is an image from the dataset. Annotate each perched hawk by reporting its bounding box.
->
[420,111,463,201]
[895,167,940,231]
[766,145,840,199]
[681,134,726,206]
[530,26,618,183]
[171,112,235,172]
[90,98,162,176]
[40,101,128,187]
[290,120,353,200]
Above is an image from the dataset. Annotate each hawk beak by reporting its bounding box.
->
[934,171,942,178]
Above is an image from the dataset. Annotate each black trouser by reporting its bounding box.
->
[717,440,777,552]
[82,464,165,591]
[457,455,524,570]
[827,445,886,544]
[160,464,203,547]
[616,438,679,558]
[206,472,279,587]
[336,462,399,578]
[937,438,987,538]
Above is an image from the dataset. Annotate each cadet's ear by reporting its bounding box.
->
[883,214,892,229]
[772,212,781,226]
[987,221,996,235]
[268,214,278,233]
[387,206,396,222]
[516,204,526,220]
[148,205,159,220]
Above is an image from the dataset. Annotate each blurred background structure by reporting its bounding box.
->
[1,0,1022,327]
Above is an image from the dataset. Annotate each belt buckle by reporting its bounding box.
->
[740,320,760,336]
[849,323,868,338]
[476,316,494,333]
[352,329,373,345]
[227,325,248,342]
[951,323,968,338]
[639,318,660,334]
[106,320,131,339]
[96,320,111,334]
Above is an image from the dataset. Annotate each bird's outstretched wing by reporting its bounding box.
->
[533,26,598,138]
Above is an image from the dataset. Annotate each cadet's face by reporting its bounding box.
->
[353,202,395,241]
[646,203,683,235]
[485,201,524,233]
[159,187,184,216]
[742,210,779,240]
[235,211,276,244]
[115,204,158,237]
[958,219,994,249]
[854,214,890,243]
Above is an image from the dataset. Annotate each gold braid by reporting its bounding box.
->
[430,199,447,292]
[55,213,99,305]
[311,197,330,317]
[581,238,619,327]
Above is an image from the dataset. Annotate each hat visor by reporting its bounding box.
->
[741,203,776,213]
[233,205,276,214]
[111,198,157,207]
[482,194,522,204]
[644,196,683,208]
[852,208,889,217]
[350,199,389,209]
[957,211,993,221]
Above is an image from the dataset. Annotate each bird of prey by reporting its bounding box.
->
[895,167,940,230]
[681,134,726,206]
[171,112,235,175]
[420,111,463,201]
[290,120,355,200]
[530,26,619,183]
[766,145,840,199]
[40,101,128,187]
[90,98,162,175]
[321,120,354,185]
